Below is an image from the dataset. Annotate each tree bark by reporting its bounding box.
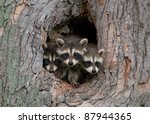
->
[0,0,150,107]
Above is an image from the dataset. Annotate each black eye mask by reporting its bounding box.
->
[54,59,62,66]
[60,53,69,60]
[95,62,101,68]
[43,58,51,66]
[83,61,92,67]
[73,53,83,60]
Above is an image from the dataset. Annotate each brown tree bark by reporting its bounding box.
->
[0,0,150,107]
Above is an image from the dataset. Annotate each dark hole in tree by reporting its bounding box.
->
[43,17,98,87]
[67,17,97,44]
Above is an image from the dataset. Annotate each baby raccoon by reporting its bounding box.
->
[56,36,88,66]
[81,43,104,74]
[43,42,62,73]
[55,36,88,87]
[42,30,61,73]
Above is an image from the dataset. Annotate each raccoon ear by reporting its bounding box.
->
[79,38,88,47]
[98,49,104,56]
[56,38,65,47]
[83,48,87,53]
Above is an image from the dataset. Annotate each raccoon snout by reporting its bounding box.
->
[65,58,78,66]
[49,70,54,73]
[92,69,96,74]
[68,61,73,66]
[48,65,57,73]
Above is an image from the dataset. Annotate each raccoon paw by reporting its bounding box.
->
[70,82,80,88]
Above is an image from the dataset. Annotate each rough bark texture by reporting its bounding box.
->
[0,0,150,107]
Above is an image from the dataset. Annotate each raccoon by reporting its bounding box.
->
[56,36,88,66]
[55,36,88,87]
[81,43,104,74]
[42,30,61,73]
[43,42,62,73]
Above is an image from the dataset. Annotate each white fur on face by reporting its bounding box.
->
[73,49,84,55]
[52,65,57,71]
[85,66,99,74]
[85,66,93,73]
[65,58,78,66]
[57,49,68,55]
[68,49,71,55]
[94,56,103,63]
[72,49,75,56]
[64,59,69,65]
[46,65,50,71]
[49,55,52,61]
[72,59,78,65]
[84,56,93,62]
[53,55,56,61]
[95,67,99,73]
[46,64,57,72]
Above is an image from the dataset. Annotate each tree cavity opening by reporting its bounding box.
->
[42,17,101,88]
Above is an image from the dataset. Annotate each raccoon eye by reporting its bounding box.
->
[74,53,82,60]
[60,53,69,59]
[83,61,92,67]
[43,59,50,65]
[54,59,62,65]
[95,62,101,67]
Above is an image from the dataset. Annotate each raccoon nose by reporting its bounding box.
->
[49,70,54,73]
[92,69,96,74]
[68,61,73,66]
[49,68,54,73]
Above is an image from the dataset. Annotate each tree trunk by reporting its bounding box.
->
[0,0,150,107]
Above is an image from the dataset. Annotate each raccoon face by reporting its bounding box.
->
[56,38,88,66]
[82,49,104,74]
[41,30,62,73]
[42,42,62,73]
[43,53,61,73]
